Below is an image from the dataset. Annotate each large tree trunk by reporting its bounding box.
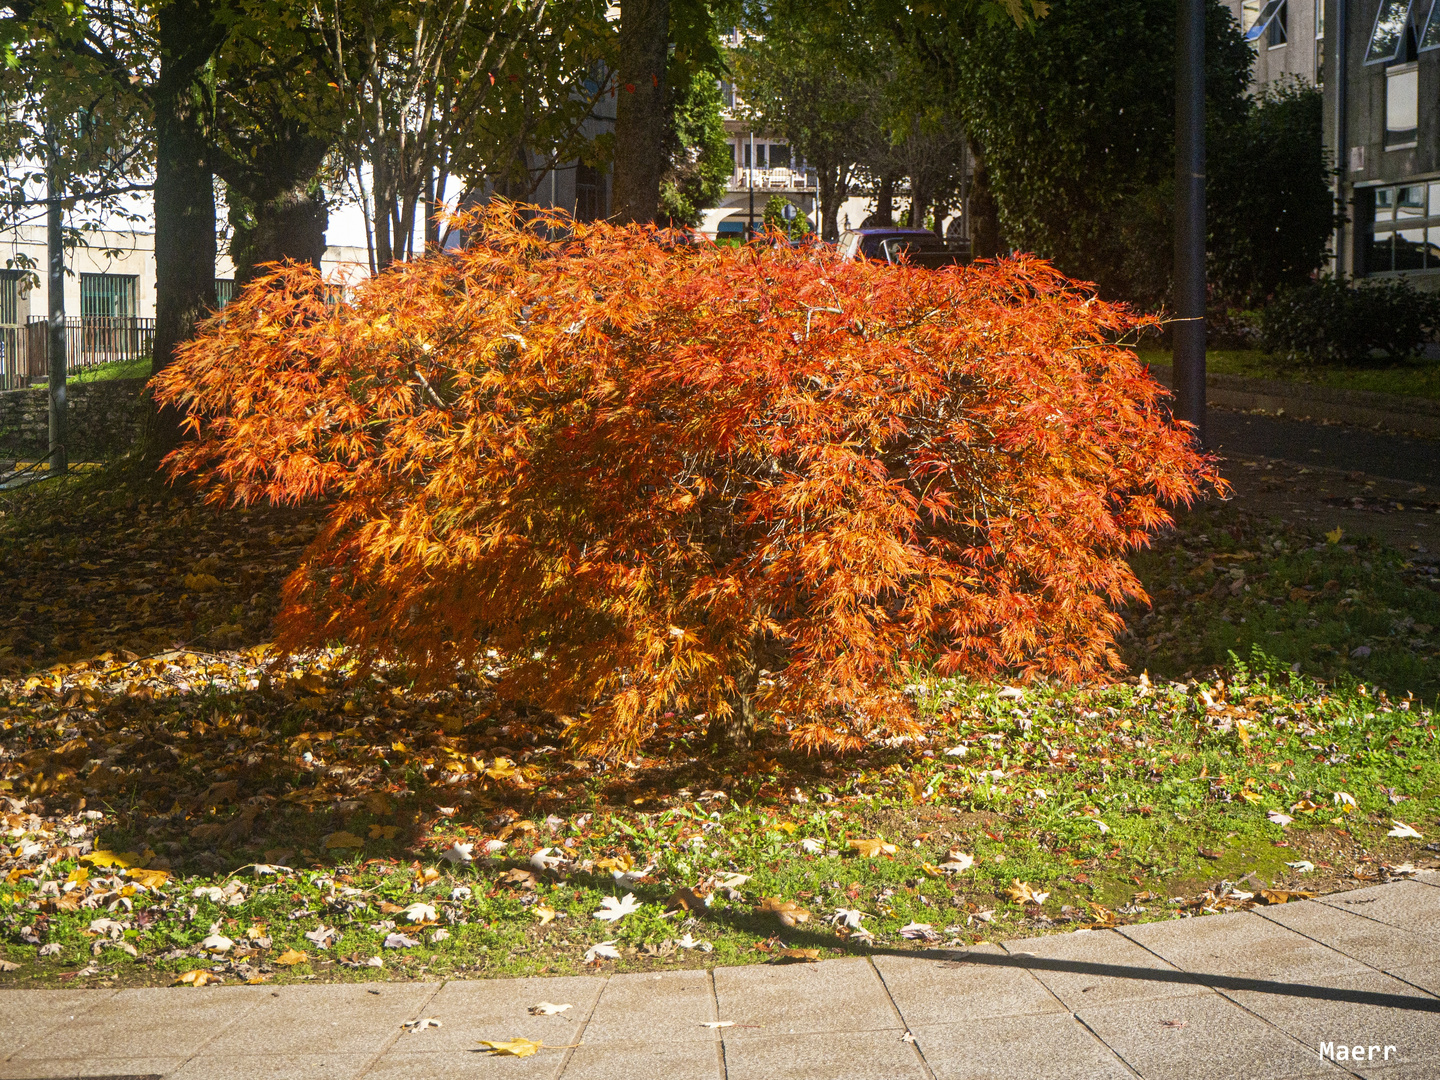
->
[818,162,846,242]
[148,63,217,457]
[707,657,758,752]
[876,174,895,225]
[229,182,328,286]
[968,140,1003,260]
[612,0,670,224]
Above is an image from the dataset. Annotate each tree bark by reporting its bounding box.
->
[148,54,217,456]
[876,174,895,225]
[612,0,670,224]
[707,661,758,752]
[968,140,1003,260]
[818,162,847,242]
[229,183,329,286]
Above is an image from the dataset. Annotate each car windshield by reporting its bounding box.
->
[879,235,943,260]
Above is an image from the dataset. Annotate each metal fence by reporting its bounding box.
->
[0,317,155,391]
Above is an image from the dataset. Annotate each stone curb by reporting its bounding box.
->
[1145,362,1440,439]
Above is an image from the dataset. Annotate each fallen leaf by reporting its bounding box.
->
[401,902,437,924]
[943,745,968,757]
[1003,880,1049,906]
[83,849,147,869]
[273,949,309,966]
[996,685,1025,701]
[593,893,640,923]
[534,906,557,926]
[127,867,170,889]
[500,867,538,889]
[847,838,897,858]
[403,1017,443,1032]
[1267,810,1294,827]
[384,932,420,949]
[800,838,825,854]
[667,887,709,912]
[323,831,364,849]
[201,934,234,953]
[899,922,937,940]
[772,948,820,962]
[701,1021,734,1028]
[584,940,620,962]
[0,959,19,971]
[1160,1019,1188,1028]
[529,1002,572,1016]
[529,847,564,872]
[1286,860,1316,873]
[939,851,974,872]
[757,896,810,927]
[479,1037,545,1057]
[174,970,218,987]
[1388,820,1423,840]
[304,926,339,949]
[1260,889,1316,904]
[1325,527,1344,544]
[369,825,400,840]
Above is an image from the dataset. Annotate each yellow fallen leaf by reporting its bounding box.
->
[174,970,218,987]
[66,867,89,885]
[1004,879,1050,905]
[83,850,148,869]
[479,1037,546,1057]
[1325,527,1344,545]
[324,831,364,849]
[847,838,897,858]
[534,906,557,926]
[1260,889,1316,904]
[183,572,222,592]
[485,757,518,780]
[773,948,820,962]
[920,862,944,878]
[368,824,399,840]
[273,949,310,966]
[1239,791,1263,805]
[128,867,170,889]
[772,822,797,835]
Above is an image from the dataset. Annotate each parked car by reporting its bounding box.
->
[837,227,968,268]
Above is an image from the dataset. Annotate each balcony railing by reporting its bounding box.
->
[731,167,816,191]
[0,317,156,391]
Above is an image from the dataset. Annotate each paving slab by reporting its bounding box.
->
[198,983,438,1058]
[1225,968,1440,1079]
[366,1048,563,1080]
[910,1013,1132,1080]
[2,986,269,1064]
[1000,927,1206,1009]
[713,958,895,1036]
[0,991,117,1063]
[581,970,717,1044]
[396,976,604,1054]
[1076,992,1341,1080]
[168,1054,373,1080]
[874,944,1065,1026]
[1120,911,1369,983]
[1315,882,1440,940]
[0,1057,183,1080]
[719,1029,925,1080]
[558,1040,723,1080]
[1255,899,1440,979]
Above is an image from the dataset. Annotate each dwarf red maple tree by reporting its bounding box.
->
[153,204,1217,755]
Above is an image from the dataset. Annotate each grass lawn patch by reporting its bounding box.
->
[66,357,152,385]
[0,458,1434,989]
[1137,347,1440,402]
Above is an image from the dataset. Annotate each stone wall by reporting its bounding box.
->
[0,378,148,460]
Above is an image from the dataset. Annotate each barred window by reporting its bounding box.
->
[79,273,138,319]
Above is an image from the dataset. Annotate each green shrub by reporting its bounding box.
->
[1259,277,1440,364]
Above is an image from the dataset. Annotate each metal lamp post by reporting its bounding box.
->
[1174,0,1207,447]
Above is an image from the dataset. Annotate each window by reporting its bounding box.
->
[79,273,137,319]
[575,162,603,222]
[1366,0,1413,63]
[1421,0,1440,48]
[214,279,237,309]
[1268,1,1289,45]
[769,144,791,168]
[1244,0,1287,39]
[1386,64,1419,146]
[1316,0,1327,77]
[0,270,20,325]
[1364,182,1440,272]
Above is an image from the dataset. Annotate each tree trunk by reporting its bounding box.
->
[968,140,1003,260]
[819,163,846,242]
[876,174,895,225]
[612,0,670,224]
[148,63,217,457]
[229,182,329,286]
[707,661,758,752]
[909,185,928,229]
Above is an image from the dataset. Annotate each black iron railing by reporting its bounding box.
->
[0,317,156,391]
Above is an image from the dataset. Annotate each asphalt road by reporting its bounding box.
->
[1206,407,1439,486]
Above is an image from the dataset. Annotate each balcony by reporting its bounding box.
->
[729,167,817,193]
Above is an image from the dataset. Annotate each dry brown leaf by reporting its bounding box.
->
[323,830,364,849]
[273,948,310,966]
[847,838,897,858]
[500,868,538,889]
[1003,879,1050,905]
[756,896,811,927]
[772,948,820,962]
[667,886,708,912]
[1259,889,1316,905]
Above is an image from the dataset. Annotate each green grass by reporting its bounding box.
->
[66,357,151,384]
[0,458,1435,989]
[1137,347,1440,402]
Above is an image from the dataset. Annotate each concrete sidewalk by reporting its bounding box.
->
[2,874,1438,1080]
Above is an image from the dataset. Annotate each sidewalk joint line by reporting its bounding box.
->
[709,967,728,1080]
[353,978,445,1080]
[553,972,608,1080]
[1252,902,1440,1003]
[1118,914,1369,1079]
[866,954,936,1079]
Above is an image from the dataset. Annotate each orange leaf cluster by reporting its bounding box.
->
[152,203,1218,755]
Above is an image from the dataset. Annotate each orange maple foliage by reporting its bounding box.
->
[153,203,1218,755]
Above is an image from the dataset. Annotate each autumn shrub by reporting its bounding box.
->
[152,203,1217,755]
